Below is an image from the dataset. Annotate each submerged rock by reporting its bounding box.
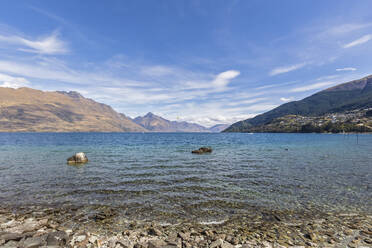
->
[67,152,88,164]
[46,231,69,246]
[192,147,212,154]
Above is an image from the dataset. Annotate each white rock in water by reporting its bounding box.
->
[67,152,88,164]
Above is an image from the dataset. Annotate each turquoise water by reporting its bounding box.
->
[0,133,371,222]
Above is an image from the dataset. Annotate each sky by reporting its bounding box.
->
[0,0,371,127]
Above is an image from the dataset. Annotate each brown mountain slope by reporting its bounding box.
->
[0,87,147,132]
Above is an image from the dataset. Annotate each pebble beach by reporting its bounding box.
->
[1,205,371,248]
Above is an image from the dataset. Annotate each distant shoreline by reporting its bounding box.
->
[1,131,372,134]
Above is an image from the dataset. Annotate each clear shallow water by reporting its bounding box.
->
[0,133,371,222]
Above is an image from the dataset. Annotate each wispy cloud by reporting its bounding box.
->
[0,59,149,87]
[244,103,278,112]
[28,5,94,47]
[280,97,293,102]
[212,70,240,88]
[327,23,372,35]
[336,67,357,72]
[343,34,372,48]
[141,65,175,77]
[0,72,30,88]
[269,63,306,76]
[290,81,336,92]
[0,31,68,54]
[226,97,267,106]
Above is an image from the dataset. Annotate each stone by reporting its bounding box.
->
[22,236,46,248]
[6,218,41,233]
[210,238,223,248]
[67,152,88,164]
[75,234,87,242]
[0,219,16,229]
[148,227,163,236]
[1,240,19,248]
[221,241,235,248]
[134,243,147,248]
[38,218,49,226]
[261,241,273,248]
[46,231,68,246]
[191,147,212,154]
[89,235,98,244]
[148,239,167,248]
[108,236,119,247]
[177,232,190,240]
[117,238,134,248]
[0,233,24,242]
[364,238,372,244]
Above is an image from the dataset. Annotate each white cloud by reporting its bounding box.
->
[0,60,150,88]
[316,75,339,81]
[141,65,175,76]
[212,70,240,87]
[245,103,278,112]
[269,63,306,76]
[227,97,267,106]
[290,81,336,92]
[0,31,68,54]
[280,97,292,102]
[0,73,30,88]
[343,34,372,48]
[178,114,253,127]
[182,69,240,93]
[336,67,357,72]
[327,23,372,35]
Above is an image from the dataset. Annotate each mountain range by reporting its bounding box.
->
[133,112,229,132]
[134,112,208,132]
[224,74,372,132]
[0,87,227,132]
[1,74,371,133]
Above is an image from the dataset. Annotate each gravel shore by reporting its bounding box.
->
[0,206,371,248]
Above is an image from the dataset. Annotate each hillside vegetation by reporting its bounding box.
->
[225,74,372,133]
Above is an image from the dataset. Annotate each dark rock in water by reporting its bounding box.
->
[67,152,88,164]
[192,147,212,154]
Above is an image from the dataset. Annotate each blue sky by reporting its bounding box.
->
[0,0,371,126]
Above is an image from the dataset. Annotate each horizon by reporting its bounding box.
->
[1,1,372,126]
[2,72,371,128]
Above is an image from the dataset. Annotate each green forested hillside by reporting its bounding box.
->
[224,75,372,132]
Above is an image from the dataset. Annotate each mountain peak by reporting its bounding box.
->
[57,91,83,99]
[325,74,372,92]
[144,112,155,117]
[133,113,212,132]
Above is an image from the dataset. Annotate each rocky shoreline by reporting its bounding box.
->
[0,206,371,248]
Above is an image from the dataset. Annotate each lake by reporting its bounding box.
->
[0,133,371,223]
